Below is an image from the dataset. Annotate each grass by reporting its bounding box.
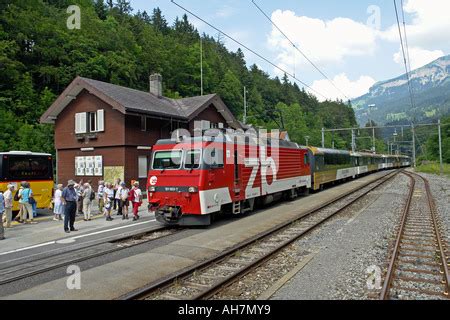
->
[415,162,450,178]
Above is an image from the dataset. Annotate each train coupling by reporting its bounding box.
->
[155,205,182,224]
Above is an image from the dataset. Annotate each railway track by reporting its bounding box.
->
[120,170,400,300]
[380,171,450,300]
[0,225,180,286]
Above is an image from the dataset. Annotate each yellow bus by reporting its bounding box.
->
[0,151,54,212]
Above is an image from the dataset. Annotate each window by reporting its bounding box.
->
[152,150,182,170]
[6,155,53,180]
[89,112,97,132]
[75,110,104,134]
[184,150,201,169]
[138,156,148,178]
[203,147,224,168]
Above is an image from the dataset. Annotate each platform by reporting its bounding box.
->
[0,171,391,300]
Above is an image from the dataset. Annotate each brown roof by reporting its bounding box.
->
[40,77,241,129]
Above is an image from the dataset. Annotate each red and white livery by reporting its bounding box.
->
[147,130,311,226]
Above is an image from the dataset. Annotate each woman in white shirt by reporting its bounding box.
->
[103,182,114,221]
[119,182,130,220]
[53,184,64,221]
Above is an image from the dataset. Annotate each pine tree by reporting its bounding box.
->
[94,0,108,20]
[151,7,168,34]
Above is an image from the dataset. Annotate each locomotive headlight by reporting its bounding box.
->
[149,186,156,192]
[188,187,198,193]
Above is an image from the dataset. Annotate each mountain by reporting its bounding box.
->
[352,55,450,125]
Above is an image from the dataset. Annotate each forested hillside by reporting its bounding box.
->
[0,0,361,154]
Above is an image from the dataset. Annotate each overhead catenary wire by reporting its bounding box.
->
[400,0,413,80]
[393,0,415,112]
[251,0,351,102]
[170,0,329,101]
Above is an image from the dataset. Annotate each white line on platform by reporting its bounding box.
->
[0,219,156,256]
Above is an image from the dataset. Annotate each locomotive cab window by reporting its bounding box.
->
[152,150,182,170]
[203,147,224,168]
[184,150,201,170]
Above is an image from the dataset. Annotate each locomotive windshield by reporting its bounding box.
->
[152,150,182,170]
[184,150,201,169]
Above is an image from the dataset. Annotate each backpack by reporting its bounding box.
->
[14,190,20,202]
[128,189,135,202]
[89,190,96,201]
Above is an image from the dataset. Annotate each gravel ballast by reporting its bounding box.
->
[270,174,411,300]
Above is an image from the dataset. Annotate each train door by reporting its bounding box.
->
[233,149,242,199]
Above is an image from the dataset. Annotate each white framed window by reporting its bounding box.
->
[75,110,104,134]
[138,156,148,178]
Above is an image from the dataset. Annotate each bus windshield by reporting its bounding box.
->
[1,154,53,181]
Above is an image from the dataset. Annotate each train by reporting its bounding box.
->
[146,129,410,226]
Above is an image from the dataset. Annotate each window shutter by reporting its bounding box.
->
[79,112,87,133]
[75,113,81,134]
[97,109,104,132]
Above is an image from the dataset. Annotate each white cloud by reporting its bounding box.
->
[393,46,444,70]
[381,0,450,49]
[308,73,376,102]
[268,10,377,70]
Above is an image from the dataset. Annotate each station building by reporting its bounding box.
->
[40,74,242,187]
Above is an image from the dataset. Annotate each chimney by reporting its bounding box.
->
[149,73,162,97]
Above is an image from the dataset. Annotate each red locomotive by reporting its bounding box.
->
[147,129,311,226]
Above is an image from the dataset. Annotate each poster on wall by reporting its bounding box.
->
[85,156,94,176]
[94,156,103,176]
[75,157,86,176]
[104,166,124,184]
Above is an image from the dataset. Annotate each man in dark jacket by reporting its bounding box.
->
[61,180,79,233]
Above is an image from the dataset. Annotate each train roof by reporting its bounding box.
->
[155,135,304,150]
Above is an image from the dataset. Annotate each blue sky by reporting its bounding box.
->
[129,0,450,101]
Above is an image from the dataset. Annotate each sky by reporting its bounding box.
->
[129,0,450,101]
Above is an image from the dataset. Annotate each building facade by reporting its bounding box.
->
[41,75,242,187]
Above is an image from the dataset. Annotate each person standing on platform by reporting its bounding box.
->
[115,182,123,216]
[15,182,25,223]
[130,181,142,221]
[53,184,64,221]
[0,190,5,240]
[97,181,105,215]
[82,183,93,221]
[19,182,35,224]
[113,178,121,211]
[61,180,78,233]
[3,184,14,228]
[119,182,130,220]
[103,182,114,221]
[75,182,83,215]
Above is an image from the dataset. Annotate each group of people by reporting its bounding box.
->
[0,179,144,238]
[0,181,38,240]
[55,179,143,233]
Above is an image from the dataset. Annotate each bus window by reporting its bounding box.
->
[6,155,52,180]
